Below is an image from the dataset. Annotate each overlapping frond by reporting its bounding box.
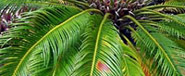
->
[0,6,100,76]
[0,0,73,14]
[28,13,146,76]
[158,21,185,39]
[32,44,80,76]
[0,0,185,76]
[120,41,145,76]
[135,9,185,39]
[69,14,123,76]
[126,15,185,75]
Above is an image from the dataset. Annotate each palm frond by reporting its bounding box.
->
[136,13,185,39]
[136,9,185,27]
[120,40,145,76]
[34,13,145,76]
[122,35,152,76]
[125,15,185,75]
[0,6,100,76]
[0,0,73,13]
[31,44,80,76]
[69,13,123,76]
[157,21,185,39]
[138,4,185,15]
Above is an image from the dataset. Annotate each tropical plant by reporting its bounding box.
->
[0,0,185,76]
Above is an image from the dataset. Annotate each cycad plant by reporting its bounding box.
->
[0,0,185,76]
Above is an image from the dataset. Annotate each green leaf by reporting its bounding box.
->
[157,21,185,39]
[72,13,123,76]
[0,6,100,76]
[125,15,184,75]
[121,42,145,76]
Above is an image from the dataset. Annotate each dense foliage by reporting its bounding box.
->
[0,0,185,76]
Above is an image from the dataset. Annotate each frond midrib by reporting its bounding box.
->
[90,13,110,76]
[12,9,101,76]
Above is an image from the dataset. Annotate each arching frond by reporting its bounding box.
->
[32,44,80,76]
[0,0,74,14]
[136,9,185,27]
[28,13,146,76]
[126,15,185,76]
[158,21,185,39]
[1,0,185,76]
[120,41,145,76]
[136,12,185,39]
[0,6,100,76]
[69,14,123,76]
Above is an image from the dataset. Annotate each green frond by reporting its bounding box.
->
[137,18,185,39]
[136,9,185,27]
[34,13,145,76]
[138,13,185,39]
[1,0,185,76]
[71,14,123,76]
[32,44,80,76]
[120,41,145,76]
[137,4,185,15]
[34,13,141,76]
[125,15,185,75]
[157,21,185,39]
[0,0,74,12]
[0,6,100,76]
[135,10,185,39]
